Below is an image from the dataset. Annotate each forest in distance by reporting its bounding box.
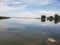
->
[0,14,60,24]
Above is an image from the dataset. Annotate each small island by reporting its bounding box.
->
[37,14,60,24]
[0,16,10,20]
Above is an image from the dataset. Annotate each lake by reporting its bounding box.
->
[0,18,60,45]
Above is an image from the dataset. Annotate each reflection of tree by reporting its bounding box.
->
[54,19,60,24]
[54,14,60,24]
[41,18,46,22]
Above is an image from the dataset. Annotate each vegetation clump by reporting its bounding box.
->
[0,16,10,20]
[41,15,46,22]
[37,14,60,24]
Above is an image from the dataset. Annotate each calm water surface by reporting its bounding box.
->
[0,18,60,45]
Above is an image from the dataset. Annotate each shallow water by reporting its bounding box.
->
[0,18,60,45]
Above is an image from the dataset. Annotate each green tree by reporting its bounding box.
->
[41,15,46,19]
[41,15,46,22]
[54,14,60,20]
[47,16,54,21]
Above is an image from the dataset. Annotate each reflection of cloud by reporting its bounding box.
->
[12,18,60,26]
[0,24,13,28]
[0,20,14,31]
[0,24,14,32]
[12,18,38,24]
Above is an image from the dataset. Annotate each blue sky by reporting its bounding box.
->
[0,0,60,17]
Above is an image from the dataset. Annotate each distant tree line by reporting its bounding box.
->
[40,14,60,24]
[0,16,10,20]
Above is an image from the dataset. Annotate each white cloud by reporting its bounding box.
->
[24,0,54,6]
[5,0,55,6]
[0,1,27,13]
[6,10,60,17]
[0,0,54,13]
[0,2,8,12]
[0,0,59,17]
[0,2,15,12]
[7,11,37,17]
[36,10,60,17]
[0,0,57,13]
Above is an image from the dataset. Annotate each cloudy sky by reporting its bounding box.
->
[0,0,60,17]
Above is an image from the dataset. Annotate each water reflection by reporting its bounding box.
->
[0,17,60,24]
[0,18,60,45]
[40,14,60,24]
[40,17,60,24]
